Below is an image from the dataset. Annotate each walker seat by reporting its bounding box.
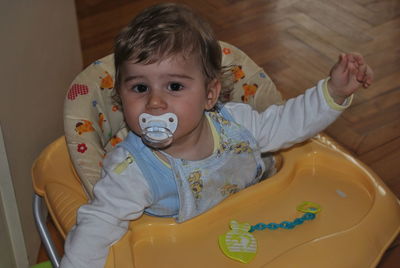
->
[32,41,400,268]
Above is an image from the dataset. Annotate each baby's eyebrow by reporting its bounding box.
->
[123,75,143,82]
[167,74,194,80]
[123,73,194,82]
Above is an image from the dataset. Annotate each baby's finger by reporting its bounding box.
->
[361,65,373,88]
[351,52,364,64]
[365,65,374,85]
[336,53,348,73]
[346,53,357,63]
[347,58,356,76]
[357,63,368,82]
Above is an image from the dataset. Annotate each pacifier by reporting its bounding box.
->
[139,112,178,148]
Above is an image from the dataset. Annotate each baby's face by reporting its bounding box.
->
[119,54,220,151]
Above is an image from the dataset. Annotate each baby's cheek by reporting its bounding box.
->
[124,115,141,135]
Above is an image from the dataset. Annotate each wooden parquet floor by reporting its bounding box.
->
[38,0,400,266]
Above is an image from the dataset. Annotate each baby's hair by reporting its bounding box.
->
[113,3,233,105]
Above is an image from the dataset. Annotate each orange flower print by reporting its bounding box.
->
[110,135,123,147]
[112,105,119,112]
[231,65,245,82]
[77,143,88,153]
[241,83,258,103]
[75,120,95,135]
[98,113,106,132]
[100,71,114,90]
[222,47,231,55]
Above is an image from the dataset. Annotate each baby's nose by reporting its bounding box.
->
[146,92,167,110]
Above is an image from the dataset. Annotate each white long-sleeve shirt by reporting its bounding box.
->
[61,79,350,268]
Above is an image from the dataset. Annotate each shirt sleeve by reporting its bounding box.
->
[224,78,351,152]
[60,146,153,268]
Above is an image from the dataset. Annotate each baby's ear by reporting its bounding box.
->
[205,79,221,110]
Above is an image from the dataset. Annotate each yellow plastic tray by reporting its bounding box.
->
[32,135,400,267]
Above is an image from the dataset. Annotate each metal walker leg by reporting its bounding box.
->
[33,194,61,268]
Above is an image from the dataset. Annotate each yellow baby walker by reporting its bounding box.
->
[32,41,400,268]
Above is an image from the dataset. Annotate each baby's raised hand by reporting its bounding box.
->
[328,53,373,104]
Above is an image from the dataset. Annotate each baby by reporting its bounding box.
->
[60,3,373,268]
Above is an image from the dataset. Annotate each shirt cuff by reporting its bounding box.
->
[322,77,353,111]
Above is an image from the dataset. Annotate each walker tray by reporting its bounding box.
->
[32,135,400,267]
[103,135,400,268]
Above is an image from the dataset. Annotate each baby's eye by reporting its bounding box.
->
[168,83,184,91]
[132,84,148,93]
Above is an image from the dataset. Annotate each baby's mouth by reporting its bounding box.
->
[139,113,178,149]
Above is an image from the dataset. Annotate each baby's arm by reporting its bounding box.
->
[60,147,152,268]
[328,53,373,104]
[226,79,346,152]
[227,53,373,152]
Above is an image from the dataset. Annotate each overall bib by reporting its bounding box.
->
[119,106,265,222]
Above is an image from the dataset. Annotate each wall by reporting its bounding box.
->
[0,0,83,265]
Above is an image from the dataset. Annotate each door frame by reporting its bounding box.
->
[0,125,29,268]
